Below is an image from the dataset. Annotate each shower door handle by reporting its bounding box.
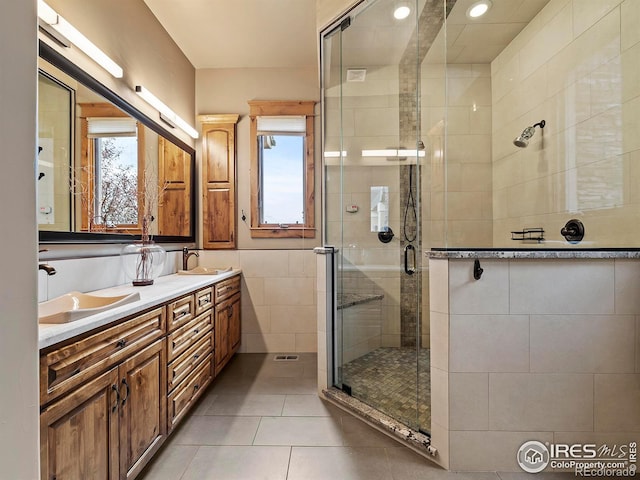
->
[404,244,416,275]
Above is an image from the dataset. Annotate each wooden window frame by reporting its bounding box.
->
[248,100,316,238]
[79,103,145,234]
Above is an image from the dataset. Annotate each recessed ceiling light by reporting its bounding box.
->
[467,0,492,18]
[393,3,411,20]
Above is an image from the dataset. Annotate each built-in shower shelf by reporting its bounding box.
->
[511,227,545,243]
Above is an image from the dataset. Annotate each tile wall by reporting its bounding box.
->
[429,257,640,472]
[492,0,640,247]
[199,250,317,354]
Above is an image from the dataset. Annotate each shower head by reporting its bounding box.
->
[513,120,545,148]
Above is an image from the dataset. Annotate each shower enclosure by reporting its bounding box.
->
[321,0,447,434]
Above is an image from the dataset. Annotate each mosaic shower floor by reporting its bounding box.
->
[341,347,431,431]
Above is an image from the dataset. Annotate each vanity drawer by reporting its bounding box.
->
[167,294,195,332]
[215,275,241,303]
[167,332,213,393]
[167,353,213,431]
[40,307,165,405]
[195,286,214,315]
[166,310,213,362]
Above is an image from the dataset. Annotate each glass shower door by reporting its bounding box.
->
[322,0,426,432]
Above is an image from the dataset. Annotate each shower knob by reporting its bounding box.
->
[560,219,585,243]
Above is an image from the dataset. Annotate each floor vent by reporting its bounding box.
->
[274,354,299,361]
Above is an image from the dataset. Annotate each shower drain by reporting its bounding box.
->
[274,354,299,361]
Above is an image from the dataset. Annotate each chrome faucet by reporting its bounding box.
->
[39,263,56,276]
[182,247,199,271]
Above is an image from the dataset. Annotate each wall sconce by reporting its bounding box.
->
[37,0,124,79]
[134,86,199,139]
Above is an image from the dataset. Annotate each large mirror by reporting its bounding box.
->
[38,41,196,243]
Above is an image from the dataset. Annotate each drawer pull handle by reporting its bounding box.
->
[175,310,188,320]
[111,384,120,413]
[121,378,130,406]
[193,328,200,335]
[193,353,200,360]
[193,384,199,391]
[73,368,81,375]
[199,296,210,306]
[117,339,127,348]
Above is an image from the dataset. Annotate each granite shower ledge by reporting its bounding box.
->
[425,249,640,260]
[38,269,241,350]
[337,293,384,310]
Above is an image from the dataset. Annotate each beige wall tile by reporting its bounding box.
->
[531,314,635,373]
[428,259,449,314]
[264,277,315,306]
[622,0,640,51]
[288,250,317,278]
[242,277,265,306]
[239,250,289,278]
[242,305,271,335]
[430,311,449,371]
[198,250,240,269]
[489,373,594,431]
[430,366,449,431]
[270,306,317,334]
[295,333,317,352]
[449,431,554,472]
[449,260,509,315]
[244,333,296,353]
[554,430,640,447]
[595,374,640,431]
[450,315,529,373]
[428,422,450,470]
[450,373,489,431]
[573,0,623,39]
[509,260,615,314]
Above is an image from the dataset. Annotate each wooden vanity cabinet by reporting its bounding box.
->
[214,277,241,375]
[40,274,241,480]
[40,367,120,480]
[40,337,167,480]
[165,285,217,431]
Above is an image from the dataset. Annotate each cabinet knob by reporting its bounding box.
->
[193,353,200,360]
[117,339,127,348]
[193,384,199,391]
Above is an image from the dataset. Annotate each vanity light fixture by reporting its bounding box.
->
[37,0,124,78]
[135,85,199,139]
[467,0,492,18]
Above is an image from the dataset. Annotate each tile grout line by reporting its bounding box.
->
[284,446,293,480]
[251,416,264,446]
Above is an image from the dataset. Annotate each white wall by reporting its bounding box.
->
[0,1,40,478]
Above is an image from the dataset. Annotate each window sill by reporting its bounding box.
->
[250,226,316,239]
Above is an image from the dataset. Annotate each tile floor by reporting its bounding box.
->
[341,347,431,430]
[139,353,570,480]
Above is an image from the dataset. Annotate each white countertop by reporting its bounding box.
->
[39,270,241,350]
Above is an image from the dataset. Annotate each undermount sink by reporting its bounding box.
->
[177,266,233,275]
[39,291,141,324]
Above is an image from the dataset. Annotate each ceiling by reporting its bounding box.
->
[143,0,550,70]
[143,0,318,69]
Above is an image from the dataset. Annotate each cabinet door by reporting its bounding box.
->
[229,293,241,353]
[158,137,191,237]
[118,339,167,480]
[214,302,230,375]
[201,115,239,249]
[40,367,120,480]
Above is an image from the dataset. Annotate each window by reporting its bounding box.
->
[249,100,316,238]
[79,104,145,232]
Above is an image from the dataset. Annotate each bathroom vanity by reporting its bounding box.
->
[38,271,241,480]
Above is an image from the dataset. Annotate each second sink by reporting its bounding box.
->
[39,291,141,324]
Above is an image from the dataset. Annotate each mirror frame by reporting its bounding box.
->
[38,40,197,244]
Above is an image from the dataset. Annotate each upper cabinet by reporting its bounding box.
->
[200,114,240,249]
